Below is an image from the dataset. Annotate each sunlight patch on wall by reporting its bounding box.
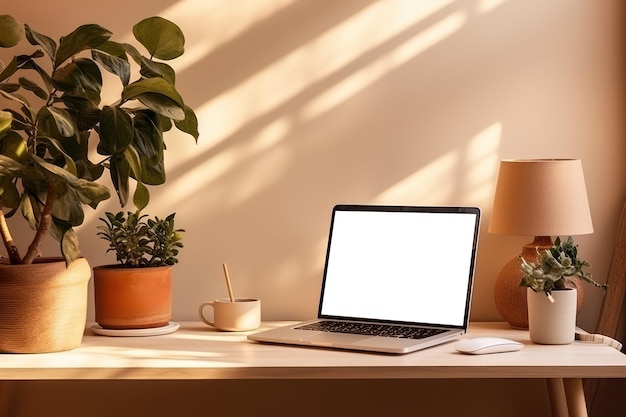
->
[161,0,299,73]
[374,151,460,205]
[248,117,292,154]
[477,0,510,14]
[163,146,240,204]
[155,117,292,208]
[226,146,290,207]
[301,11,467,120]
[146,0,467,204]
[462,122,502,204]
[178,0,458,153]
[373,122,501,206]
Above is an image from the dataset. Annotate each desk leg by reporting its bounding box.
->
[563,378,588,417]
[547,378,569,417]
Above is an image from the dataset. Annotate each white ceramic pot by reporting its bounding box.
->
[527,287,577,345]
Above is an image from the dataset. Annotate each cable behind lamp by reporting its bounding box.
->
[488,159,594,328]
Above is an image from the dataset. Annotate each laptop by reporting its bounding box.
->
[248,204,481,354]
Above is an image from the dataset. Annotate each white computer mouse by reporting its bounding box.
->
[455,337,523,355]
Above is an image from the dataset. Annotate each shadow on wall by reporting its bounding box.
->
[4,0,620,323]
[150,0,525,320]
[154,0,570,320]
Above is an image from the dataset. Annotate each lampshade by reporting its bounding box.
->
[489,159,593,237]
[489,159,593,328]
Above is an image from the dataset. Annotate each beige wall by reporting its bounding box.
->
[2,1,625,416]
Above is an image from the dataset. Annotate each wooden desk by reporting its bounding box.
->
[1,322,625,417]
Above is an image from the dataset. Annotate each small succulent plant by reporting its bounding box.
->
[519,236,607,302]
[97,211,184,267]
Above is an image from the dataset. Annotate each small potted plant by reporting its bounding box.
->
[94,211,184,330]
[0,15,197,351]
[519,236,607,344]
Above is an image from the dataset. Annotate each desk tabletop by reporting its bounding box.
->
[1,322,625,380]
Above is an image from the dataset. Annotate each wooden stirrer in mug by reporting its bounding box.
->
[222,263,235,302]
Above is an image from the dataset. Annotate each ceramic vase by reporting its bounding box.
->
[527,287,577,344]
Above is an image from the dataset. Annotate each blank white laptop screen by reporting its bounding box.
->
[319,209,478,327]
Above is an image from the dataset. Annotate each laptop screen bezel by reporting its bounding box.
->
[316,204,481,330]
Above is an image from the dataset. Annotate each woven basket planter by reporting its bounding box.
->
[0,257,91,353]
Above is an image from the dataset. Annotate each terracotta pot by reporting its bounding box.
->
[93,265,172,329]
[0,257,91,353]
[527,288,577,344]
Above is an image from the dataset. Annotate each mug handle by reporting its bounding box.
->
[198,302,215,326]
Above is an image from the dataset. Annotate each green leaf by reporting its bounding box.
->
[174,105,199,142]
[61,94,101,130]
[4,110,28,130]
[0,175,19,209]
[76,178,111,209]
[26,59,54,94]
[52,184,84,225]
[52,58,102,103]
[19,76,48,100]
[132,111,165,185]
[122,77,185,120]
[38,106,76,138]
[55,24,112,67]
[65,130,104,182]
[5,55,54,95]
[92,47,130,86]
[61,93,99,112]
[0,110,12,134]
[0,56,18,82]
[133,17,185,60]
[0,130,27,163]
[0,154,23,175]
[95,40,127,57]
[0,88,29,108]
[31,154,111,209]
[138,157,164,186]
[137,92,186,120]
[37,135,78,176]
[123,145,143,183]
[99,106,133,155]
[110,153,130,207]
[133,180,149,211]
[60,227,81,265]
[133,110,162,162]
[0,15,23,48]
[139,58,176,84]
[20,192,37,230]
[24,24,56,60]
[122,43,143,66]
[0,83,20,93]
[159,114,173,132]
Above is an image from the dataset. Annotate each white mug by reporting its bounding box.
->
[198,298,261,331]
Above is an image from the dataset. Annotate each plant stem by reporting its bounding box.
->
[0,206,22,264]
[22,180,56,264]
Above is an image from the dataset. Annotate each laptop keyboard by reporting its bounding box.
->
[295,320,447,340]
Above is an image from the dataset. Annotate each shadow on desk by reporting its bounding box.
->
[0,379,563,417]
[591,379,626,416]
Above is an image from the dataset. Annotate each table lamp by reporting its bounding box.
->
[488,159,594,328]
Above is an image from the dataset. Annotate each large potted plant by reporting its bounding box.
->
[94,211,183,330]
[0,15,198,352]
[519,236,607,344]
